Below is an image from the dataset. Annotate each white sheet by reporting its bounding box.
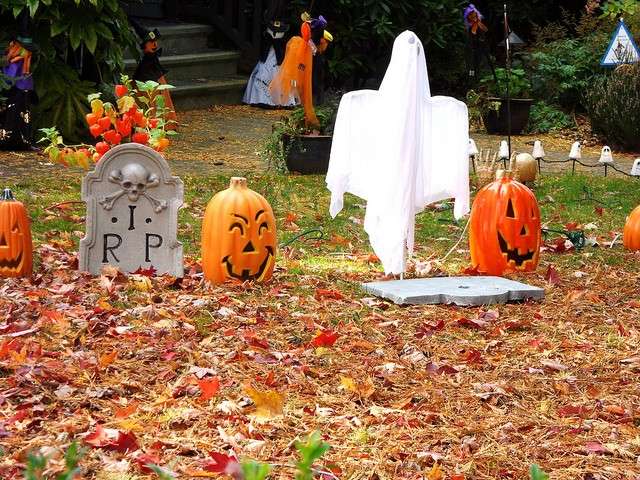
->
[326,31,470,274]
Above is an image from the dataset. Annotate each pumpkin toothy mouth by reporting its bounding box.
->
[222,246,274,281]
[0,251,23,270]
[498,231,535,266]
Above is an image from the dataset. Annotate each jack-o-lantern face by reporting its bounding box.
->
[201,178,276,284]
[0,188,33,277]
[469,175,541,276]
[144,40,159,54]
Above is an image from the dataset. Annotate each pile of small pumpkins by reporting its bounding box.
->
[3,169,640,281]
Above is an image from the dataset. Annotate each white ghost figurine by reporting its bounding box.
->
[532,140,545,159]
[326,30,470,275]
[599,146,614,164]
[468,138,479,157]
[631,159,640,176]
[498,140,509,160]
[569,141,581,160]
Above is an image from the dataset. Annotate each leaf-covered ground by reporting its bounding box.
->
[1,162,639,480]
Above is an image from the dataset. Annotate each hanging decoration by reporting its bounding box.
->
[201,177,277,284]
[269,12,333,128]
[469,157,541,276]
[0,188,33,278]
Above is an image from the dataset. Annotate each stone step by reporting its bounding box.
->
[170,77,248,110]
[124,51,240,81]
[126,22,214,57]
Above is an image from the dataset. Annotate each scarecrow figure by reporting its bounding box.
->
[0,14,37,150]
[130,19,177,129]
[243,0,296,107]
[463,3,493,84]
[269,12,333,128]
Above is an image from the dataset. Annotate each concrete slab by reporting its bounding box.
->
[362,276,544,306]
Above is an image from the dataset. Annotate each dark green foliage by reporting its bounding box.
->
[529,38,605,109]
[0,0,137,140]
[33,61,94,143]
[527,101,574,133]
[586,64,640,150]
[288,0,468,92]
[480,68,531,98]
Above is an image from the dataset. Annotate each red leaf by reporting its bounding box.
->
[460,348,484,364]
[456,317,488,329]
[315,289,345,301]
[564,222,580,231]
[134,452,161,473]
[415,319,445,338]
[197,377,220,401]
[243,331,270,350]
[132,266,157,277]
[585,441,608,454]
[594,206,604,217]
[557,404,589,418]
[204,452,240,474]
[255,371,277,387]
[85,424,139,453]
[545,265,561,285]
[114,402,138,419]
[426,362,459,375]
[461,264,482,276]
[311,329,339,347]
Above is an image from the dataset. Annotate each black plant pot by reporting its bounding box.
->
[483,97,533,135]
[283,134,333,175]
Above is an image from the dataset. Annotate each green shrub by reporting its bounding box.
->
[1,0,137,140]
[528,38,605,109]
[586,63,640,150]
[480,68,532,98]
[527,101,574,133]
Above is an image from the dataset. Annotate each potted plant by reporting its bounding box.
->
[479,68,533,135]
[262,103,337,175]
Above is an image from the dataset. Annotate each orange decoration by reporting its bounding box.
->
[623,205,640,251]
[469,169,541,276]
[0,189,33,278]
[201,177,276,284]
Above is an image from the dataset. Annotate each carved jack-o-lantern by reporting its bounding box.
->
[623,205,640,252]
[201,178,276,284]
[469,171,541,276]
[0,188,33,277]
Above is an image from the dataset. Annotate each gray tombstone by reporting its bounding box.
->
[79,144,184,277]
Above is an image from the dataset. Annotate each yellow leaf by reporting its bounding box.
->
[426,463,444,480]
[91,98,104,117]
[99,350,118,368]
[129,274,152,292]
[244,383,284,420]
[539,400,551,414]
[117,95,136,114]
[340,376,375,398]
[97,297,112,310]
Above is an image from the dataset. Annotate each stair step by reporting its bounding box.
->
[124,51,240,80]
[141,22,214,56]
[170,77,248,110]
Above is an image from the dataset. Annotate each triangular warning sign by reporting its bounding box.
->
[601,20,640,66]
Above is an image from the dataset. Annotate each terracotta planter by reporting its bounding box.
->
[282,134,333,175]
[483,97,533,135]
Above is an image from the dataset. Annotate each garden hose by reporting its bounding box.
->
[279,228,325,248]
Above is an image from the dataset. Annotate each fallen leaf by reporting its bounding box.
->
[198,377,221,401]
[545,265,561,285]
[311,329,339,347]
[244,383,285,419]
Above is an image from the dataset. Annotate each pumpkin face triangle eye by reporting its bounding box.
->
[0,234,6,247]
[520,225,527,235]
[506,198,516,218]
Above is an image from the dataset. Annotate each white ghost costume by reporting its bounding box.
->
[326,30,470,275]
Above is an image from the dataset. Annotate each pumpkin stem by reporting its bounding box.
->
[1,188,15,201]
[229,177,247,189]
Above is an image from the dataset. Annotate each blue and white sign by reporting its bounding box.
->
[601,19,640,66]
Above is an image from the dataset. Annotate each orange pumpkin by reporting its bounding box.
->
[201,177,276,284]
[0,188,33,277]
[469,171,541,276]
[623,205,640,251]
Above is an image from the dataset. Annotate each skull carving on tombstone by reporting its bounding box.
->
[110,164,159,201]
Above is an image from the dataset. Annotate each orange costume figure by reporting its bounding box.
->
[270,14,332,128]
[130,20,178,130]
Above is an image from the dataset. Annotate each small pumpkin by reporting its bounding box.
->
[623,205,640,251]
[201,177,276,284]
[514,152,537,184]
[0,188,33,277]
[469,164,541,276]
